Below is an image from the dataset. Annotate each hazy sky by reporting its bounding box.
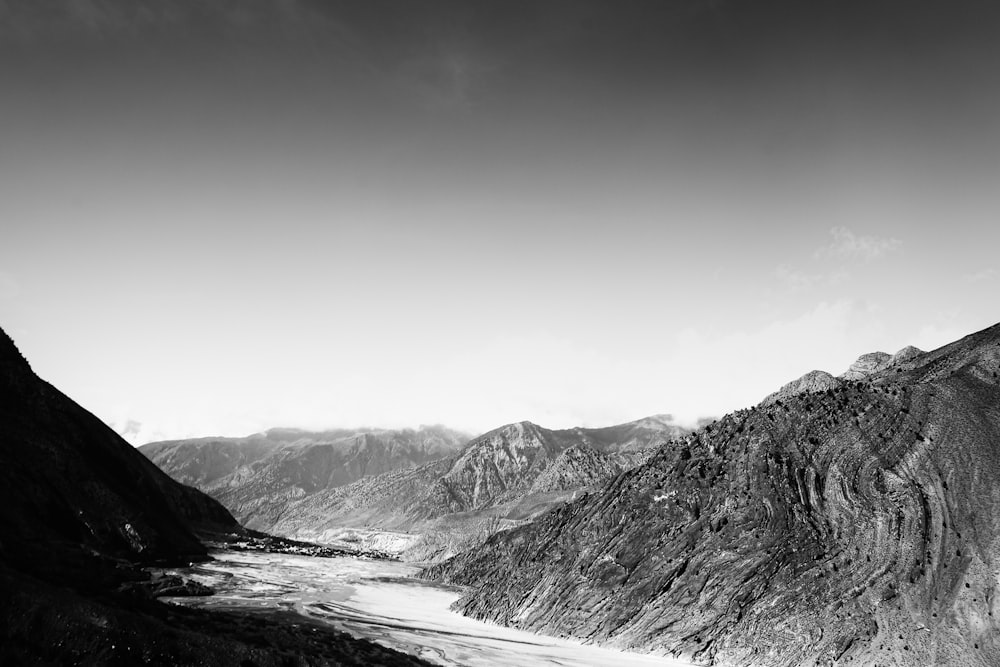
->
[2,1,999,443]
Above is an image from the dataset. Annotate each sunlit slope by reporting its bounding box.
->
[428,322,1000,667]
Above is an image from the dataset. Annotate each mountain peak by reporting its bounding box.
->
[0,326,31,373]
[761,369,841,406]
[892,345,924,363]
[840,351,892,380]
[629,414,676,429]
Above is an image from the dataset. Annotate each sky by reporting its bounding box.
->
[1,0,999,444]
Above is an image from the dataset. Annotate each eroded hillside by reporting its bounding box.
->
[427,324,1000,667]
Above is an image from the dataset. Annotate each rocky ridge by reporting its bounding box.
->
[427,324,1000,667]
[528,446,647,495]
[760,370,842,406]
[762,345,927,405]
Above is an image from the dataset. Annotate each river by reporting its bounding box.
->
[162,550,693,667]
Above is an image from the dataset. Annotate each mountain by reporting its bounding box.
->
[841,350,893,379]
[141,425,470,530]
[268,417,687,558]
[0,329,237,588]
[528,445,642,495]
[761,345,928,406]
[0,327,428,667]
[760,369,842,406]
[427,323,1000,667]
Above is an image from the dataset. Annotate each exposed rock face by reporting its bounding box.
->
[760,369,842,406]
[141,425,469,531]
[0,327,430,667]
[763,349,929,406]
[892,345,925,364]
[427,322,1000,667]
[268,417,688,555]
[841,350,893,379]
[528,446,637,495]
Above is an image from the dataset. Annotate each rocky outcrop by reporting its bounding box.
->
[764,347,929,406]
[892,345,925,364]
[760,369,842,406]
[427,322,1000,667]
[841,350,893,379]
[528,446,635,495]
[141,425,470,531]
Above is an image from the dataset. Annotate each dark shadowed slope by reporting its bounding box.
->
[0,327,430,667]
[427,323,1000,667]
[141,426,470,531]
[0,328,238,585]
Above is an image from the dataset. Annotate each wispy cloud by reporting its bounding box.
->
[397,50,494,112]
[0,0,347,45]
[962,268,997,283]
[773,265,849,291]
[817,226,902,262]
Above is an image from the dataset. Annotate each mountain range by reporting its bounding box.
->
[144,414,690,560]
[141,425,470,530]
[11,316,1000,666]
[426,323,1000,666]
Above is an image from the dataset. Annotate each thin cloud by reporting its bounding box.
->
[398,50,491,112]
[773,265,820,290]
[817,226,902,262]
[0,0,345,44]
[773,265,849,291]
[963,268,997,283]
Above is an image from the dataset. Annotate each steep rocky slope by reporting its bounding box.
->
[428,323,1000,667]
[528,446,648,495]
[0,327,429,667]
[270,418,687,556]
[0,330,238,585]
[141,425,469,530]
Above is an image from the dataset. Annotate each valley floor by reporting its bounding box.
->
[163,550,693,667]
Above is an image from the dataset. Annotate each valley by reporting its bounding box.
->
[145,415,690,561]
[162,549,693,667]
[5,319,1000,666]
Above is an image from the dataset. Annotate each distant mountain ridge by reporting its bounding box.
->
[141,425,471,530]
[268,416,688,558]
[143,412,689,559]
[427,323,1000,667]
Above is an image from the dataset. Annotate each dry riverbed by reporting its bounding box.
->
[162,550,693,667]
